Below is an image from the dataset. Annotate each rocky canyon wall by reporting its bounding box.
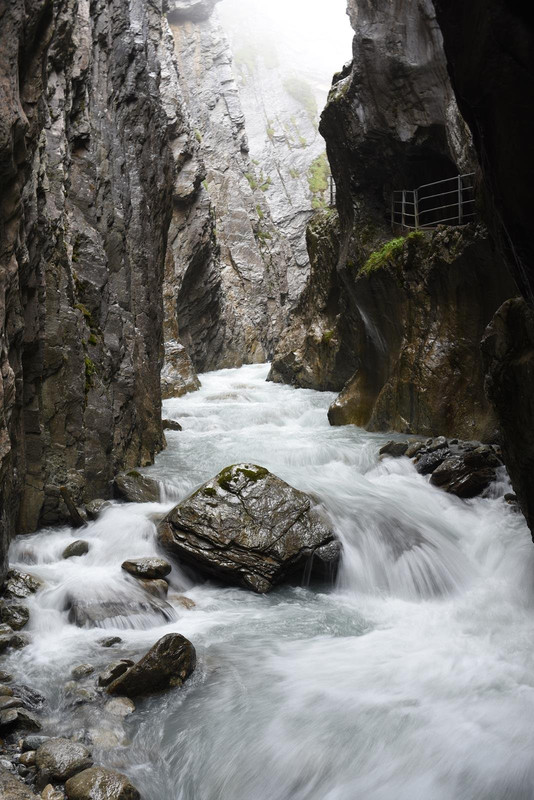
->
[270,0,517,441]
[0,0,199,577]
[165,0,300,371]
[432,1,534,534]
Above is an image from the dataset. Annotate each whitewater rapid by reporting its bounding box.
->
[7,363,534,800]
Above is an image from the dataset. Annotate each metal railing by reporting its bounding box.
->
[391,173,476,231]
[329,175,336,208]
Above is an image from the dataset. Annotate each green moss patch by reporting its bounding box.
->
[360,231,424,276]
[217,465,269,491]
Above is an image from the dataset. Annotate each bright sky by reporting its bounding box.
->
[217,0,353,95]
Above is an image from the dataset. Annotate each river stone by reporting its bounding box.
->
[98,661,134,688]
[18,752,35,767]
[3,570,43,599]
[99,637,122,648]
[137,579,168,598]
[162,419,183,431]
[121,558,171,579]
[159,464,339,593]
[35,739,93,782]
[0,708,41,732]
[0,684,14,696]
[65,766,140,800]
[0,602,30,631]
[85,500,111,521]
[0,765,38,798]
[114,473,160,504]
[22,736,50,752]
[0,623,15,652]
[66,598,176,629]
[62,541,90,560]
[107,633,195,697]
[104,698,135,717]
[379,441,409,458]
[0,696,22,710]
[42,786,65,800]
[71,665,95,681]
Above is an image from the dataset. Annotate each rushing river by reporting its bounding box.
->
[7,363,534,800]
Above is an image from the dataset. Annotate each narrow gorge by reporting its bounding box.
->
[1,0,533,798]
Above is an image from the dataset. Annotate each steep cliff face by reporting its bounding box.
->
[432,2,534,534]
[433,0,534,305]
[0,0,188,574]
[166,3,298,370]
[271,0,515,441]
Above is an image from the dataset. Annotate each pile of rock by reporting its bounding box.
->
[0,735,140,799]
[121,558,172,599]
[379,436,504,499]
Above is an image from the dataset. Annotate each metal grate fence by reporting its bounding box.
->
[391,173,476,231]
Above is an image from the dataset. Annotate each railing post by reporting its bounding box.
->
[458,174,463,225]
[402,190,406,230]
[414,188,419,230]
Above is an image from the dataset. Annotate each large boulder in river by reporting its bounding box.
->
[158,464,340,593]
[107,633,195,697]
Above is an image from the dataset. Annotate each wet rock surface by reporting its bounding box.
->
[159,463,339,593]
[113,474,161,504]
[64,767,140,800]
[0,766,38,798]
[161,341,201,400]
[380,437,504,499]
[35,739,92,782]
[121,559,171,580]
[66,597,176,629]
[62,542,89,561]
[107,634,196,697]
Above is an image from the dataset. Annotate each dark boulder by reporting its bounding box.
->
[0,602,29,631]
[158,463,339,593]
[62,541,90,560]
[107,633,195,698]
[379,441,409,458]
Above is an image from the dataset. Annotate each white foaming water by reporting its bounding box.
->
[7,363,534,799]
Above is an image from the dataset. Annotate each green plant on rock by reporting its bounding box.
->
[194,129,202,144]
[360,230,424,276]
[245,172,258,191]
[84,355,96,393]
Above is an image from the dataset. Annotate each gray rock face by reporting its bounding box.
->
[3,570,43,600]
[114,472,161,504]
[35,738,93,782]
[482,298,534,536]
[271,0,516,443]
[165,8,299,371]
[159,463,339,593]
[0,0,189,577]
[107,633,195,697]
[161,341,201,400]
[65,767,140,800]
[0,601,29,631]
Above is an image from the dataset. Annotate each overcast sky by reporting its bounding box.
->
[217,0,353,96]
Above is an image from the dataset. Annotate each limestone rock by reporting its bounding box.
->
[159,463,339,593]
[64,767,140,800]
[35,739,93,782]
[62,541,90,560]
[121,559,171,580]
[107,633,196,697]
[114,473,161,504]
